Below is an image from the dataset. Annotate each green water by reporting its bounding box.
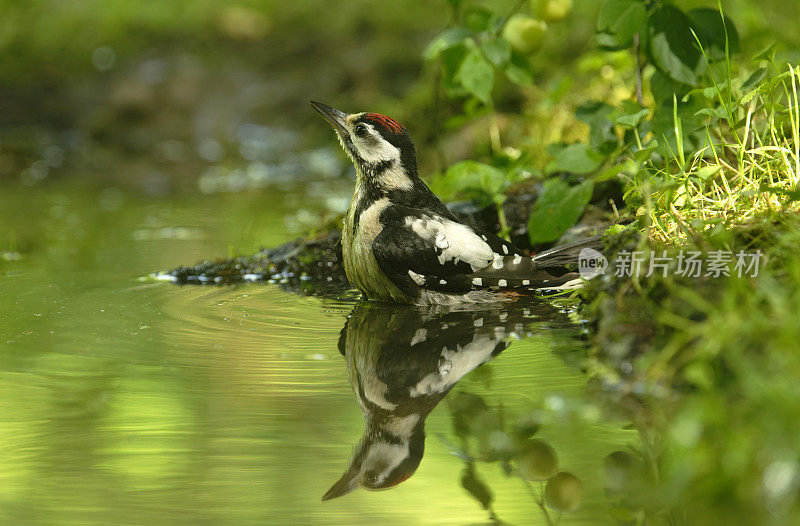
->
[1,181,635,525]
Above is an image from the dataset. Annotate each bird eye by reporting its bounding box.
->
[364,471,379,486]
[354,123,368,138]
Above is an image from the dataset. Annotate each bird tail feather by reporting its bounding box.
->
[466,236,603,291]
[531,235,602,268]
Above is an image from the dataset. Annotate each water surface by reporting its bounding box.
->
[1,181,635,525]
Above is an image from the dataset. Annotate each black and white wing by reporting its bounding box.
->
[372,206,578,299]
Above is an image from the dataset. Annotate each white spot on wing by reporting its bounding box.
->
[439,279,447,285]
[492,255,504,269]
[522,279,530,286]
[472,277,482,286]
[498,279,507,287]
[408,270,425,285]
[410,328,427,346]
[513,254,522,265]
[502,245,509,254]
[407,215,494,270]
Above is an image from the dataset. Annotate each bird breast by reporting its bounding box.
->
[343,196,408,302]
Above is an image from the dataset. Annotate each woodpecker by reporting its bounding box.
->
[311,100,598,304]
[322,300,566,501]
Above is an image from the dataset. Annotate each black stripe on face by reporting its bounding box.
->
[375,429,404,445]
[366,159,394,178]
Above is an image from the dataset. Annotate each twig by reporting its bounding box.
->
[521,479,555,526]
[634,33,644,106]
[432,61,446,172]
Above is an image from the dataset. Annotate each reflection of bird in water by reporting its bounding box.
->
[322,299,570,500]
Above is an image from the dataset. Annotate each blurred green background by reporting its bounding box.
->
[2,0,797,195]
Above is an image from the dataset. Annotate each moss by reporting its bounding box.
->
[576,210,800,522]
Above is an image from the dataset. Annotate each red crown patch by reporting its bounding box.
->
[364,113,407,135]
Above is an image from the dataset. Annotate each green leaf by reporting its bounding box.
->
[463,6,494,32]
[596,164,625,182]
[456,47,495,103]
[576,101,618,153]
[461,463,494,510]
[502,50,534,86]
[576,101,616,126]
[615,107,649,128]
[696,164,721,180]
[649,70,691,103]
[682,82,729,101]
[753,42,777,63]
[741,67,767,93]
[430,160,506,205]
[440,43,470,97]
[480,37,511,67]
[595,0,646,50]
[528,179,594,244]
[695,107,727,120]
[546,143,605,174]
[741,70,793,104]
[687,8,739,60]
[633,145,657,164]
[645,6,702,86]
[424,27,471,60]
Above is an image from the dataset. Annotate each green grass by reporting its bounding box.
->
[577,54,800,525]
[639,62,800,245]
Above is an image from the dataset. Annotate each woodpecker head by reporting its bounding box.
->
[310,100,418,190]
[322,418,425,501]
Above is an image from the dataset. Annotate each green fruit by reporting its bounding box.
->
[502,15,547,55]
[533,0,573,23]
[545,472,583,512]
[516,439,558,481]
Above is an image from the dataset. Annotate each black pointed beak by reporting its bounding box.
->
[321,470,358,501]
[310,100,349,136]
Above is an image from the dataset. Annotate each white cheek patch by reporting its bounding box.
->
[355,134,399,164]
[360,442,409,487]
[353,124,399,161]
[347,122,412,190]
